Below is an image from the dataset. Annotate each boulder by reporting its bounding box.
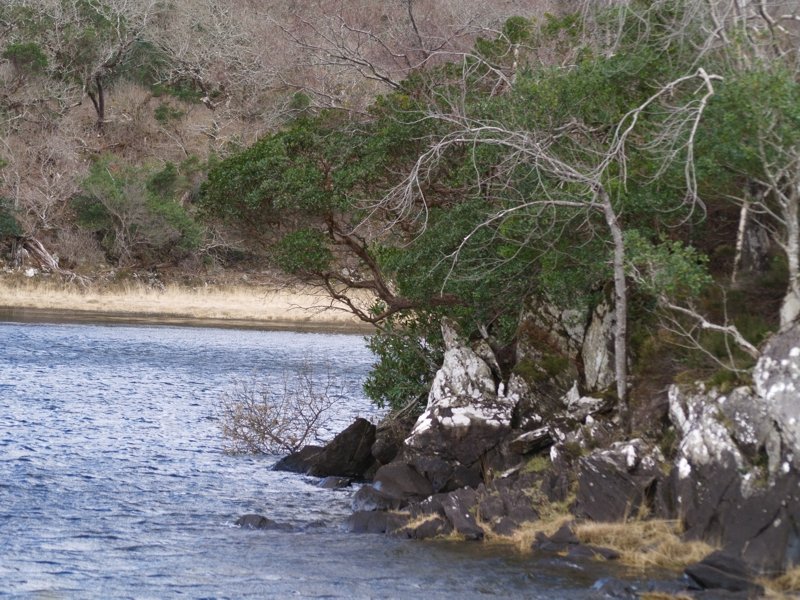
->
[403,452,483,493]
[404,319,516,467]
[563,382,607,422]
[508,427,554,455]
[685,551,764,596]
[306,418,376,478]
[371,425,405,465]
[351,484,404,512]
[575,439,664,522]
[345,511,409,534]
[669,376,800,573]
[754,322,800,469]
[394,515,453,540]
[272,445,323,473]
[372,463,434,501]
[441,488,484,541]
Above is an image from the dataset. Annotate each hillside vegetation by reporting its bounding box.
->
[2,0,799,419]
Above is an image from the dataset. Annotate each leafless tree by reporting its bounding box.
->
[218,361,350,455]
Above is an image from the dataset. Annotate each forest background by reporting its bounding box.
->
[1,0,799,420]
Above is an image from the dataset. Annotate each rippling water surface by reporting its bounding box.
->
[0,320,607,598]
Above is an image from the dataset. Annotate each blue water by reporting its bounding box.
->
[0,321,606,598]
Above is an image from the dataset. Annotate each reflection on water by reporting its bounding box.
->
[0,321,604,598]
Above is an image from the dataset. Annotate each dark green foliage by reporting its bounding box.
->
[74,157,204,264]
[274,229,332,275]
[2,42,47,75]
[364,315,444,412]
[153,103,185,125]
[0,197,22,239]
[196,3,796,411]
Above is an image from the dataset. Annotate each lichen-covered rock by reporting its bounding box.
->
[581,300,615,393]
[669,386,745,478]
[508,427,554,455]
[754,322,800,468]
[404,319,516,466]
[563,382,607,423]
[575,439,664,522]
[668,369,800,573]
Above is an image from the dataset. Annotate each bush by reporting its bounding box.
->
[218,362,348,455]
[0,197,22,239]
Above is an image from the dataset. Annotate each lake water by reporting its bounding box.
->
[0,320,615,598]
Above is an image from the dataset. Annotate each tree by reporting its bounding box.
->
[377,10,723,417]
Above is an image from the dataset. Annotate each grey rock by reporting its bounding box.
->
[575,439,664,523]
[508,427,554,455]
[351,484,403,512]
[394,515,452,540]
[272,445,322,473]
[685,551,764,596]
[372,462,433,501]
[754,322,800,468]
[404,320,515,466]
[307,418,376,478]
[235,514,291,531]
[582,299,615,392]
[317,476,351,489]
[345,511,409,534]
[442,491,484,541]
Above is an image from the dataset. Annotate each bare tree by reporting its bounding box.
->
[218,361,350,455]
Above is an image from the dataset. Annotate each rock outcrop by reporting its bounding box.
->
[404,319,516,467]
[273,419,376,479]
[575,439,664,523]
[666,322,800,574]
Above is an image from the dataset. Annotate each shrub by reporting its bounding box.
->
[218,361,348,454]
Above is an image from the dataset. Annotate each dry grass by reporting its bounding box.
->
[0,276,375,331]
[494,514,574,552]
[762,565,800,598]
[575,520,716,571]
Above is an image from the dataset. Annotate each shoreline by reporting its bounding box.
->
[0,276,375,334]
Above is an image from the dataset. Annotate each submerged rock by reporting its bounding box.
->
[317,476,352,489]
[235,514,291,531]
[273,445,323,473]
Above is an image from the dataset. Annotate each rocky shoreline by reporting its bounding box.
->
[262,311,800,598]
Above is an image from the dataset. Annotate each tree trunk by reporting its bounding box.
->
[599,187,629,427]
[87,74,105,131]
[732,200,749,284]
[780,192,800,327]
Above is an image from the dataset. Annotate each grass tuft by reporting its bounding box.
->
[762,565,800,598]
[575,520,715,570]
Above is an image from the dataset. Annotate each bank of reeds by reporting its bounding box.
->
[0,274,374,331]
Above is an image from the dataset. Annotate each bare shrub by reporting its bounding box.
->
[218,361,348,455]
